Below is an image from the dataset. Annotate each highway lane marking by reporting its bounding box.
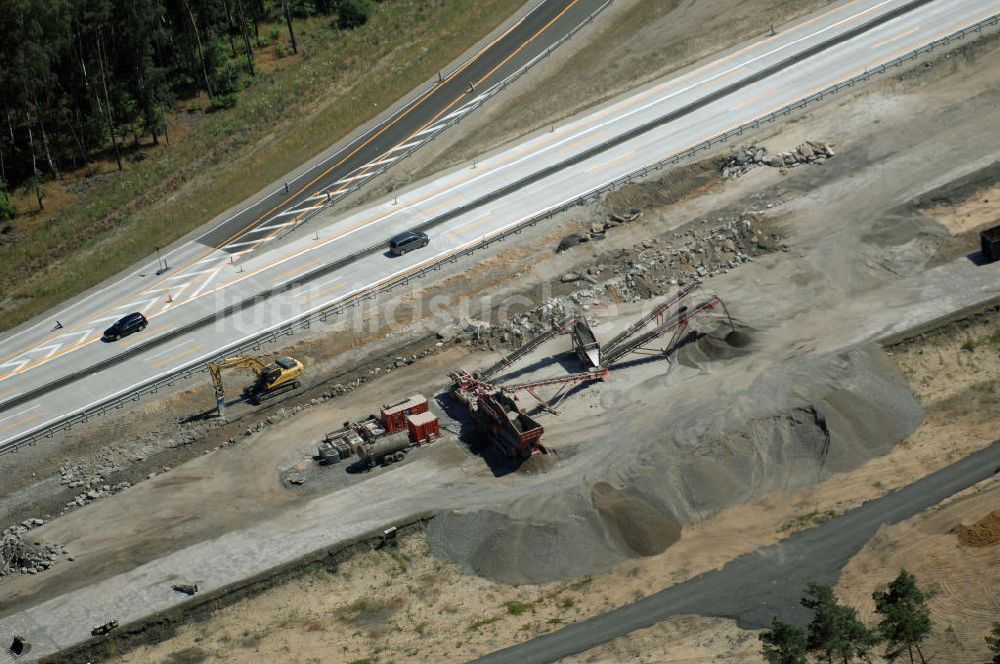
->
[272,259,323,285]
[712,67,749,85]
[188,265,227,300]
[888,6,1000,56]
[0,0,937,379]
[261,0,590,252]
[560,130,604,154]
[655,4,1000,171]
[109,297,159,315]
[871,25,920,49]
[333,171,377,186]
[150,343,206,369]
[367,156,401,168]
[387,140,422,154]
[154,279,195,315]
[224,238,265,250]
[250,220,298,233]
[0,388,17,400]
[586,151,636,175]
[423,195,466,216]
[299,281,347,304]
[444,213,495,237]
[0,405,40,425]
[0,0,882,372]
[144,338,197,361]
[0,414,40,435]
[730,87,779,112]
[120,324,175,350]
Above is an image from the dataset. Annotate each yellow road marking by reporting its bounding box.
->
[871,25,919,49]
[446,213,495,237]
[273,259,323,285]
[150,344,206,370]
[120,324,174,349]
[730,87,779,112]
[712,67,748,85]
[586,151,636,175]
[560,131,603,154]
[300,282,347,304]
[423,194,466,216]
[0,414,40,435]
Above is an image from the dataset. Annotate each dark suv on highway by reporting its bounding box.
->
[388,230,429,256]
[102,312,148,342]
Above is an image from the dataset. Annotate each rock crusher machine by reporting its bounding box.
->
[449,282,732,458]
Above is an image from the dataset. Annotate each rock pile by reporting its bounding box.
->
[447,209,781,353]
[557,209,644,251]
[1,520,66,577]
[720,141,835,178]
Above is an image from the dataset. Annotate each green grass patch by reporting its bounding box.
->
[0,0,525,331]
[505,600,531,616]
[782,509,838,531]
[468,615,499,631]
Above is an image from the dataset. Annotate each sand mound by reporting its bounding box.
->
[957,509,1000,547]
[591,482,681,556]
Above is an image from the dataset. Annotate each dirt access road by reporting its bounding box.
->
[477,441,1000,663]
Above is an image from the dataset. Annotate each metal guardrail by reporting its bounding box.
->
[268,0,616,243]
[2,10,997,456]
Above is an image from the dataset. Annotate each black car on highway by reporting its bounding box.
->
[388,230,429,256]
[102,312,148,342]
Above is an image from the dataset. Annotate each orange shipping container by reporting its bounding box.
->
[407,411,440,445]
[380,394,429,434]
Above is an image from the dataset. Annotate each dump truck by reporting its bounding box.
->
[208,355,305,419]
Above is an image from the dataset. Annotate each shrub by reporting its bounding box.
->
[0,183,15,221]
[334,0,375,29]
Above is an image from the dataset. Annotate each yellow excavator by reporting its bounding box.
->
[208,355,305,419]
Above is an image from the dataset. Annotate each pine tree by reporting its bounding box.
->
[802,582,880,664]
[873,569,934,663]
[986,622,1000,664]
[760,618,808,664]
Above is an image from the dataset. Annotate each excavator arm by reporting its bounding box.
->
[207,356,268,420]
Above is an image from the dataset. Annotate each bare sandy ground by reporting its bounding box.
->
[96,26,1000,664]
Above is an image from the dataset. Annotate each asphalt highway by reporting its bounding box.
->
[476,441,1000,664]
[196,0,606,251]
[0,0,998,451]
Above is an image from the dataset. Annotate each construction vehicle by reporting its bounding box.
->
[451,283,733,457]
[208,355,304,419]
[983,224,1000,263]
[315,394,440,467]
